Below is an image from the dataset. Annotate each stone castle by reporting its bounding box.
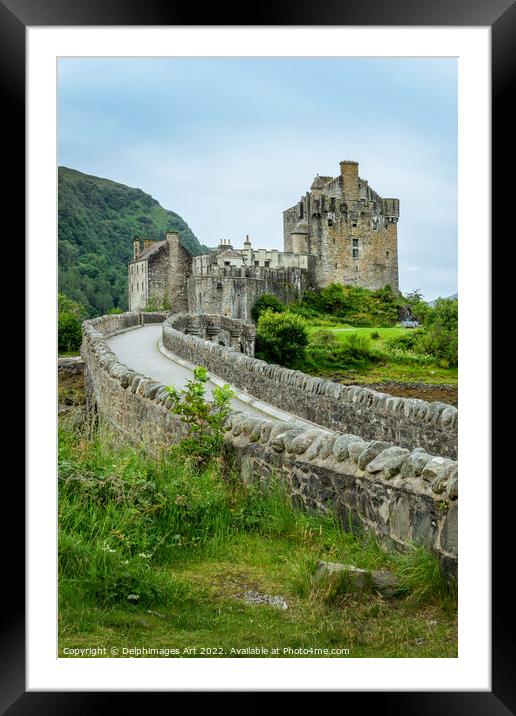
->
[128,160,400,321]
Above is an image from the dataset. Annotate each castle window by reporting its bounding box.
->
[352,221,357,228]
[353,239,359,247]
[335,263,338,269]
[224,261,230,266]
[299,202,304,219]
[386,251,390,259]
[330,197,336,211]
[254,261,259,267]
[352,249,359,259]
[264,261,270,267]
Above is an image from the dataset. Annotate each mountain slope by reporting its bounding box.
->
[58,166,209,316]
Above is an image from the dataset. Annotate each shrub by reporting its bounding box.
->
[311,329,339,346]
[165,366,235,464]
[251,293,285,322]
[58,313,82,353]
[255,310,309,367]
[370,331,380,340]
[418,298,458,367]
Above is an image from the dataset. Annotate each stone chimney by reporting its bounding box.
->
[133,238,141,260]
[143,239,154,250]
[340,160,359,201]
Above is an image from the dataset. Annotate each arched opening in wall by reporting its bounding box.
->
[239,342,245,353]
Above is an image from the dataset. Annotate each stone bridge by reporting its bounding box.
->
[80,311,458,576]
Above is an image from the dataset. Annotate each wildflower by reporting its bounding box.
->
[101,544,116,553]
[126,594,139,602]
[138,553,152,559]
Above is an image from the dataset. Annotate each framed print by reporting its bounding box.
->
[5,0,510,708]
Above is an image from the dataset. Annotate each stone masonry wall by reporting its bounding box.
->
[80,312,459,576]
[162,316,458,459]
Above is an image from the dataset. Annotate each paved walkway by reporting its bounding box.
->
[107,325,316,427]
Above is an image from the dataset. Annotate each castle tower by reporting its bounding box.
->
[283,160,399,292]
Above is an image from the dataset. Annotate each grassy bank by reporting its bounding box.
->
[58,419,457,658]
[297,322,458,387]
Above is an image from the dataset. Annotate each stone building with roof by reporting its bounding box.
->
[128,160,399,320]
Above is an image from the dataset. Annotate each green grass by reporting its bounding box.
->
[298,323,458,386]
[58,419,457,658]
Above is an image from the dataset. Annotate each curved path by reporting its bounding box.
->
[107,325,319,428]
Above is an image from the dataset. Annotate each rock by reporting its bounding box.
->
[446,469,458,500]
[422,457,456,483]
[432,463,458,495]
[315,561,400,597]
[356,441,392,470]
[365,446,410,478]
[332,434,364,462]
[290,429,325,456]
[371,570,401,597]
[242,590,288,610]
[400,449,433,479]
[348,440,368,462]
[318,435,337,461]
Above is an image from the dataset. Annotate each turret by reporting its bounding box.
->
[291,219,309,254]
[133,238,141,260]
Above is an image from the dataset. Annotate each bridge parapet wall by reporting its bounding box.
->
[167,312,256,355]
[162,316,458,459]
[79,313,458,576]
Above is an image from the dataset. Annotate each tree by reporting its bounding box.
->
[418,298,458,367]
[251,293,284,322]
[255,310,309,367]
[58,313,82,353]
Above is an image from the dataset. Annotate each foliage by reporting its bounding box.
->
[295,283,402,327]
[251,293,285,322]
[58,292,87,353]
[58,166,210,317]
[144,296,159,312]
[57,419,457,655]
[418,298,458,367]
[107,307,124,315]
[58,292,87,319]
[58,313,82,353]
[403,289,430,323]
[165,366,235,464]
[255,309,309,367]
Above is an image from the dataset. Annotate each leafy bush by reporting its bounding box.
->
[311,329,339,346]
[251,293,285,322]
[418,298,458,367]
[58,313,82,353]
[255,310,309,367]
[165,366,235,464]
[370,331,380,340]
[293,283,402,327]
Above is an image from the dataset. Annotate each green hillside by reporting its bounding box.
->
[58,166,209,317]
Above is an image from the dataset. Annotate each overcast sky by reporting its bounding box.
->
[58,57,457,301]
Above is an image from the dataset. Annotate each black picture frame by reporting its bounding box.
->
[8,0,508,709]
